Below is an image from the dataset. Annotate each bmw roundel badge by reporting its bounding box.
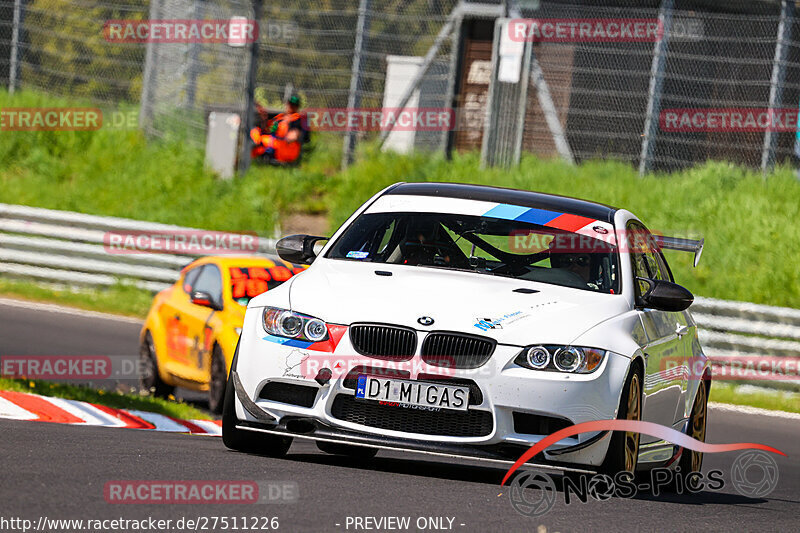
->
[417,316,434,326]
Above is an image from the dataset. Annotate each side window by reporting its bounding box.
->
[642,249,664,281]
[628,221,666,298]
[192,264,223,308]
[654,251,674,282]
[183,266,203,294]
[631,253,651,299]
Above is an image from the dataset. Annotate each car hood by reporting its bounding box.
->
[284,259,627,346]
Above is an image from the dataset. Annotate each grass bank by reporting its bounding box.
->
[709,383,800,414]
[0,278,152,318]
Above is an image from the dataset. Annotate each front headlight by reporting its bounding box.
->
[515,345,605,374]
[262,307,329,342]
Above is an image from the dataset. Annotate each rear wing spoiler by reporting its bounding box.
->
[654,236,704,267]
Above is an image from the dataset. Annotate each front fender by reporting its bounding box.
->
[570,311,647,359]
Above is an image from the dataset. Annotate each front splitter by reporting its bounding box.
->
[235,419,597,475]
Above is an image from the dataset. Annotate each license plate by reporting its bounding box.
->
[354,375,470,412]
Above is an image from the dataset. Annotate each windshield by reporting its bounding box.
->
[326,212,619,294]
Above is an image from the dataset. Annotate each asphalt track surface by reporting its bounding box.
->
[0,299,205,403]
[1,299,799,532]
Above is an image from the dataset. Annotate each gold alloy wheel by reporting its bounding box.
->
[690,383,708,472]
[624,373,642,472]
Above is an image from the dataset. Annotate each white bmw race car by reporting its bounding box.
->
[223,182,710,476]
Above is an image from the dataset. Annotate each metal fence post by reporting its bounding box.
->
[237,0,264,176]
[185,0,205,109]
[480,20,502,167]
[440,12,463,156]
[528,49,574,165]
[761,0,794,174]
[638,0,674,176]
[342,0,371,169]
[138,0,160,132]
[8,0,22,93]
[378,4,461,149]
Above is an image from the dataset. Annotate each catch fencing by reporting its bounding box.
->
[1,203,797,392]
[5,0,800,171]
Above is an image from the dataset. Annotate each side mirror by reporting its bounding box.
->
[191,290,222,311]
[276,234,328,264]
[636,277,693,312]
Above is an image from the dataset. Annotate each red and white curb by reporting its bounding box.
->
[0,390,221,435]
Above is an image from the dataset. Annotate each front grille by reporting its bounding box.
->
[259,382,318,408]
[421,332,495,369]
[331,394,493,437]
[349,324,417,360]
[513,412,572,436]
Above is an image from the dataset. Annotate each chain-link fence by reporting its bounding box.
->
[139,0,254,142]
[504,0,800,172]
[2,0,800,173]
[0,0,148,101]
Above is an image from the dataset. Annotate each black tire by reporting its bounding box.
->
[601,366,642,475]
[316,441,378,459]
[139,331,174,398]
[679,378,709,475]
[208,344,226,414]
[222,343,292,457]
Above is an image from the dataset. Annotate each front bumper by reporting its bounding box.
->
[233,315,633,467]
[229,389,600,474]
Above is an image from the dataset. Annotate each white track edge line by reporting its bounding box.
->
[709,401,800,420]
[0,296,143,324]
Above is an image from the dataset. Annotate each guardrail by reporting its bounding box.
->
[693,297,800,391]
[1,203,797,391]
[0,203,276,293]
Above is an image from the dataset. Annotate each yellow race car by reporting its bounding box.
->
[139,255,306,412]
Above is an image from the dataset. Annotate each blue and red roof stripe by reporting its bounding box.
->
[482,204,597,232]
